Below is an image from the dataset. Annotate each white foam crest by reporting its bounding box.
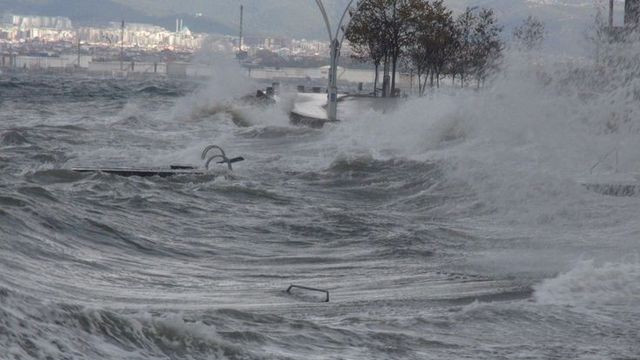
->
[170,55,257,123]
[238,92,297,128]
[327,93,467,157]
[0,290,237,360]
[309,50,640,279]
[535,259,640,306]
[320,51,640,222]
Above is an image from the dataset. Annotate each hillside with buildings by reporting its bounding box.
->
[0,0,629,78]
[0,0,614,54]
[0,0,233,34]
[0,11,340,79]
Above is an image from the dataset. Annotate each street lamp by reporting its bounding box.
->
[314,0,365,121]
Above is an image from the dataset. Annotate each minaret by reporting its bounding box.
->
[77,31,81,67]
[120,20,124,71]
[239,5,244,51]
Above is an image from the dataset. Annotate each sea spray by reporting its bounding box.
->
[535,259,640,307]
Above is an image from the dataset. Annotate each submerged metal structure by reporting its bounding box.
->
[72,145,244,177]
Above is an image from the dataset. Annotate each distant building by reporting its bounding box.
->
[10,54,90,69]
[7,15,72,30]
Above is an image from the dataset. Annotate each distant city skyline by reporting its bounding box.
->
[0,11,338,76]
[0,1,629,58]
[0,1,617,44]
[0,13,333,55]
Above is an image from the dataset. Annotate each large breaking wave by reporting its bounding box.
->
[1,46,639,358]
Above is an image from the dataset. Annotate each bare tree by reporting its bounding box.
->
[348,1,504,93]
[472,8,504,88]
[451,7,477,88]
[347,0,418,97]
[346,1,387,96]
[406,0,456,92]
[426,0,456,88]
[513,15,546,50]
[403,0,433,94]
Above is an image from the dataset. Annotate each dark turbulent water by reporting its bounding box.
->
[1,68,639,360]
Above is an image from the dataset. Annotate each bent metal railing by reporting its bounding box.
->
[286,284,330,302]
[201,145,244,171]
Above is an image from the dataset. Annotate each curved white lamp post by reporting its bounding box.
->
[314,0,365,121]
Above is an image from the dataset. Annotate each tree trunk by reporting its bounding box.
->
[390,0,398,97]
[391,50,398,97]
[373,63,380,97]
[382,55,390,98]
[409,69,413,94]
[421,70,430,95]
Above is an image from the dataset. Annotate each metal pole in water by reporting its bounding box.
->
[313,0,364,122]
[609,0,615,29]
[327,39,339,121]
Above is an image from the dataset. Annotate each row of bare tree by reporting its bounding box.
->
[346,0,505,96]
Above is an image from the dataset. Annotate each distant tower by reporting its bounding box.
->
[176,18,179,33]
[625,0,640,27]
[239,5,244,51]
[77,31,81,67]
[120,20,125,71]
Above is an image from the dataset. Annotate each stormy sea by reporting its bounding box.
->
[1,56,639,359]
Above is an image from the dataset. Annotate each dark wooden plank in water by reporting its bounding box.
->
[72,167,206,178]
[583,183,640,197]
